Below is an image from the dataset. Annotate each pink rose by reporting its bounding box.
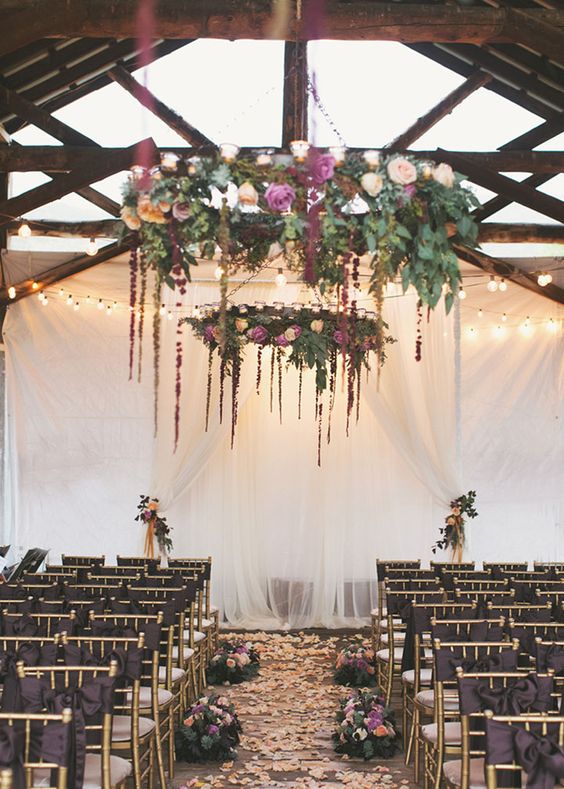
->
[387,157,417,185]
[404,183,417,199]
[172,201,191,221]
[333,330,345,346]
[264,182,296,212]
[310,153,335,185]
[275,334,289,347]
[432,163,455,188]
[204,325,215,343]
[248,325,269,344]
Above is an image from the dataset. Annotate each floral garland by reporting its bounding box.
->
[206,640,260,685]
[175,694,242,763]
[182,304,395,463]
[135,494,173,557]
[333,690,400,760]
[335,641,377,687]
[432,490,478,561]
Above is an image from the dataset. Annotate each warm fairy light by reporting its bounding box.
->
[275,268,287,287]
[501,312,507,322]
[37,291,44,301]
[59,287,64,297]
[86,238,98,257]
[493,325,506,339]
[97,299,104,311]
[520,317,532,337]
[17,222,31,238]
[219,143,240,163]
[466,327,477,339]
[477,308,483,318]
[547,318,557,334]
[289,140,310,162]
[7,286,15,299]
[167,310,173,320]
[159,304,166,316]
[66,294,73,306]
[498,278,508,292]
[106,305,112,316]
[86,295,92,304]
[487,276,498,293]
[113,301,118,310]
[458,285,466,300]
[41,296,48,306]
[214,265,223,281]
[74,301,80,312]
[537,272,553,287]
[31,281,39,290]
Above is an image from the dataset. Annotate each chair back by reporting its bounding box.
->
[61,556,105,568]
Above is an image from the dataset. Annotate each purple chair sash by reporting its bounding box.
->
[458,675,554,717]
[486,718,564,789]
[436,648,518,682]
[535,644,564,675]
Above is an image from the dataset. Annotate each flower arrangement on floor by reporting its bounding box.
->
[334,641,377,687]
[206,640,260,685]
[333,690,400,760]
[175,694,242,763]
[182,302,395,463]
[432,490,478,561]
[135,494,173,557]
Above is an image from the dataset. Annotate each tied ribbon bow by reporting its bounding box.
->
[487,719,564,789]
[459,675,553,716]
[1,614,38,637]
[535,644,564,675]
[0,724,25,789]
[437,649,517,681]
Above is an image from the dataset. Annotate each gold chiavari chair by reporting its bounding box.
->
[62,632,155,789]
[1,611,77,639]
[483,563,528,573]
[534,562,564,573]
[0,710,73,789]
[16,660,131,789]
[483,711,564,789]
[61,555,105,567]
[486,600,552,621]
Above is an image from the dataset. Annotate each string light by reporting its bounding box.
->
[17,221,31,238]
[487,276,498,293]
[458,285,466,300]
[66,294,73,306]
[97,299,104,311]
[493,325,506,339]
[158,304,166,316]
[467,327,477,339]
[167,310,173,321]
[31,281,39,291]
[74,301,80,312]
[275,268,287,287]
[59,287,64,298]
[501,312,507,322]
[86,238,98,257]
[113,301,118,311]
[41,296,48,306]
[477,308,483,318]
[37,291,44,301]
[86,295,92,304]
[106,305,112,316]
[537,272,553,287]
[7,286,16,299]
[498,278,508,292]
[547,318,557,334]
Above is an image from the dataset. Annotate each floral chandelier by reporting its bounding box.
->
[121,143,479,454]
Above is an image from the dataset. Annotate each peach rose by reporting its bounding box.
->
[137,196,168,224]
[212,326,222,342]
[235,318,248,332]
[310,319,324,334]
[360,172,383,197]
[433,163,455,188]
[121,206,141,230]
[387,157,417,185]
[148,501,158,511]
[375,725,389,737]
[225,658,236,668]
[158,200,172,213]
[238,182,259,206]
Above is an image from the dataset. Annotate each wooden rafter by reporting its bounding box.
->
[0,239,132,304]
[504,8,564,68]
[107,64,213,147]
[386,70,492,150]
[0,139,156,228]
[454,243,564,305]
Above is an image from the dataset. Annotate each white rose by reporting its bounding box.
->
[237,181,259,206]
[284,327,298,342]
[310,319,324,334]
[360,172,383,197]
[235,318,248,332]
[432,162,455,188]
[387,157,417,185]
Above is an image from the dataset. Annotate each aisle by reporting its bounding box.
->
[174,632,412,788]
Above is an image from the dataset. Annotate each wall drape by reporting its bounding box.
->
[3,258,563,627]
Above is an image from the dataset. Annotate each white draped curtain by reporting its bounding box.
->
[3,258,562,627]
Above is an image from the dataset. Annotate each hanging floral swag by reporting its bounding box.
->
[432,490,478,561]
[135,495,173,557]
[206,640,260,685]
[175,694,242,763]
[182,303,395,464]
[333,690,400,760]
[335,641,377,687]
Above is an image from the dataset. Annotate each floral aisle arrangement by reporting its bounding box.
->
[432,490,478,560]
[121,146,478,447]
[175,694,242,763]
[182,303,395,463]
[333,690,400,760]
[334,641,377,687]
[135,494,173,558]
[206,640,260,685]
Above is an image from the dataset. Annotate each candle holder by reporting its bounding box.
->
[363,150,380,169]
[273,301,284,312]
[254,301,265,312]
[292,302,303,312]
[311,304,322,315]
[238,304,248,314]
[256,151,273,167]
[219,143,240,163]
[329,145,347,166]
[290,140,310,162]
[160,152,180,172]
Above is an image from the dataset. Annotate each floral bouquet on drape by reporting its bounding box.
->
[333,690,400,760]
[175,694,242,762]
[206,640,260,685]
[135,494,173,557]
[334,641,377,687]
[432,490,478,561]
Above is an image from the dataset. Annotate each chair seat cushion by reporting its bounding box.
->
[443,758,485,789]
[112,714,156,742]
[416,689,459,711]
[183,630,206,643]
[210,605,219,614]
[172,646,195,661]
[380,632,406,645]
[158,666,186,683]
[126,687,173,708]
[83,753,132,789]
[402,668,433,686]
[201,618,213,628]
[376,648,403,663]
[422,721,461,745]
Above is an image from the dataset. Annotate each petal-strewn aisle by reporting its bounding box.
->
[174,632,412,788]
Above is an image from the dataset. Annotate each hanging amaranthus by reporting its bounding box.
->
[317,395,323,467]
[298,363,303,420]
[231,356,241,449]
[174,321,183,451]
[128,242,139,380]
[256,347,262,394]
[269,348,275,413]
[415,299,423,362]
[205,347,213,432]
[152,279,161,436]
[219,358,226,424]
[277,347,283,424]
[137,248,148,383]
[327,346,337,445]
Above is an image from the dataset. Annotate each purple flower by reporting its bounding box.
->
[172,201,191,221]
[275,334,289,347]
[208,724,220,735]
[248,325,269,344]
[333,330,345,346]
[310,153,335,185]
[264,182,296,212]
[204,325,215,343]
[403,183,417,200]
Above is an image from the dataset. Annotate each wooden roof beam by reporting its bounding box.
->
[386,70,492,150]
[282,41,308,146]
[454,243,564,305]
[505,8,564,68]
[477,223,564,244]
[107,64,213,147]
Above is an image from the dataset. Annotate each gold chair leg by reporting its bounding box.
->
[168,705,175,778]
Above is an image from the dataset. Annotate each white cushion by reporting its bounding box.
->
[422,721,461,745]
[402,668,433,686]
[158,666,186,683]
[376,648,403,663]
[210,605,219,613]
[83,754,132,789]
[172,646,195,661]
[183,629,206,643]
[379,617,403,629]
[126,687,173,708]
[112,714,156,742]
[201,618,213,628]
[380,632,406,645]
[416,689,459,711]
[443,758,485,789]
[370,607,389,617]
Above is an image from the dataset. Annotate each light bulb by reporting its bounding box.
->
[214,265,223,281]
[520,318,532,337]
[537,272,552,287]
[31,281,39,290]
[66,294,73,306]
[544,273,552,285]
[493,325,505,339]
[86,295,91,304]
[97,299,104,311]
[37,291,44,301]
[41,296,48,306]
[74,301,79,311]
[113,301,118,311]
[275,268,287,287]
[86,238,98,257]
[501,312,507,322]
[477,308,483,318]
[59,287,64,298]
[487,276,498,293]
[467,327,477,339]
[7,286,15,299]
[498,278,507,292]
[106,305,112,316]
[159,304,166,316]
[18,222,31,238]
[458,285,466,300]
[167,310,173,320]
[547,318,557,333]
